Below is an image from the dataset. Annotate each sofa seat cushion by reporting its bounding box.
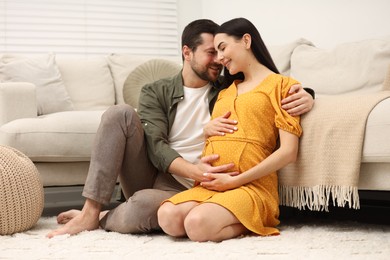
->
[359,163,390,190]
[0,110,105,162]
[362,97,390,163]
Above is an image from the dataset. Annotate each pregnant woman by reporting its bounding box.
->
[157,17,302,242]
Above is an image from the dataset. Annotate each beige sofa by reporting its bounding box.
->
[0,37,389,210]
[289,38,390,193]
[0,53,181,209]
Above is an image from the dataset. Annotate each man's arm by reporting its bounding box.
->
[138,82,181,173]
[281,84,315,116]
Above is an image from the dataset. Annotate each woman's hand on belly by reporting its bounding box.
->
[196,154,239,183]
[200,172,240,192]
[204,111,238,139]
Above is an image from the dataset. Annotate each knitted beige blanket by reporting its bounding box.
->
[278,91,390,211]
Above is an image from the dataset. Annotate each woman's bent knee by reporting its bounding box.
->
[184,212,211,242]
[158,203,185,237]
[157,203,174,231]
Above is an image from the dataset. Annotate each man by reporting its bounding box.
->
[47,19,314,238]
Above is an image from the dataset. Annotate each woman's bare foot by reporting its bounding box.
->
[46,199,102,238]
[57,209,81,224]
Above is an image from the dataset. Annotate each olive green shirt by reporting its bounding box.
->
[137,71,223,173]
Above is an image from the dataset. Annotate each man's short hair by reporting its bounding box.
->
[181,19,219,51]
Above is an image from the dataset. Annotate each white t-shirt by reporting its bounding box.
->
[169,83,212,188]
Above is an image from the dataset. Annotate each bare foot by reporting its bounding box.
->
[46,210,100,238]
[46,199,101,238]
[57,209,81,224]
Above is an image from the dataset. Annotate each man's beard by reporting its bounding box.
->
[191,61,221,82]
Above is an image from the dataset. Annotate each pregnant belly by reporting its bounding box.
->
[203,137,270,173]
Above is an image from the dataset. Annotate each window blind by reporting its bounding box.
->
[0,0,179,56]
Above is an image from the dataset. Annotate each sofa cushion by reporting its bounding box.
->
[0,53,74,115]
[383,64,390,91]
[107,54,153,105]
[107,54,181,105]
[362,97,390,163]
[359,163,390,190]
[123,59,181,109]
[290,38,390,96]
[0,111,105,162]
[56,56,115,110]
[267,38,314,76]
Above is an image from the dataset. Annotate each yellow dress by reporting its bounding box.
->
[166,74,302,236]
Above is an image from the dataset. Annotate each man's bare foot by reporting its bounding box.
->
[57,209,81,224]
[46,210,100,238]
[57,209,108,225]
[46,199,102,238]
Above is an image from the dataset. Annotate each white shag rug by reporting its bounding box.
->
[0,216,389,259]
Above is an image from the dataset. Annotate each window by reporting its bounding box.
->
[0,0,179,56]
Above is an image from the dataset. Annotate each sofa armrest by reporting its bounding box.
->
[0,82,38,126]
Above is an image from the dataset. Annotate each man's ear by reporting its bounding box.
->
[182,45,192,61]
[242,34,252,49]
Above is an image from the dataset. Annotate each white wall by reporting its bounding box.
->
[178,0,390,48]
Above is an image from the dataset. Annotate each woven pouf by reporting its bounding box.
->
[0,145,44,235]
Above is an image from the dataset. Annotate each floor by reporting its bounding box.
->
[42,186,390,226]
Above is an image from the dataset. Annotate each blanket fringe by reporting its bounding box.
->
[278,185,360,211]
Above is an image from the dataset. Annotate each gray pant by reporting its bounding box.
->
[82,104,186,233]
